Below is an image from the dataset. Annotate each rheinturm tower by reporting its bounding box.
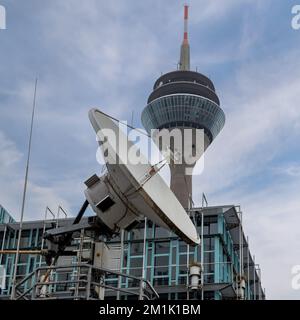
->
[141,5,225,208]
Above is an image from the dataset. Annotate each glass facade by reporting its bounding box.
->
[0,225,44,295]
[141,94,225,141]
[102,209,262,300]
[110,215,235,296]
[0,206,264,300]
[0,205,15,224]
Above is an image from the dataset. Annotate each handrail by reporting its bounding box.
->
[15,263,159,300]
[15,270,36,289]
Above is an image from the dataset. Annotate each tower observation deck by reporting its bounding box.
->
[141,5,225,208]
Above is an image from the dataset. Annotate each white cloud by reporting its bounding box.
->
[0,131,22,171]
[273,163,300,177]
[195,48,300,197]
[190,0,270,23]
[0,129,76,221]
[191,48,300,299]
[238,180,300,299]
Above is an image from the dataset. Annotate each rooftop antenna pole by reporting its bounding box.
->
[201,192,207,300]
[116,229,124,300]
[202,193,208,208]
[200,209,204,300]
[11,78,38,300]
[247,236,250,300]
[131,110,134,127]
[253,255,256,300]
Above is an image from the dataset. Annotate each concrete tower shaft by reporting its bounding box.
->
[168,127,211,207]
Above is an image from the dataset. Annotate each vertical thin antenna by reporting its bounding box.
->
[179,5,190,70]
[117,229,124,300]
[183,4,189,43]
[11,78,38,300]
[131,111,134,127]
[247,236,250,300]
[253,255,256,300]
[142,218,147,281]
[201,210,204,300]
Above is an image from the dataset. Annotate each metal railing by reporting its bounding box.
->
[14,263,159,301]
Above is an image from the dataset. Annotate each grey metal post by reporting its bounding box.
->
[117,229,124,300]
[11,78,38,300]
[186,195,193,300]
[0,225,7,265]
[253,255,256,300]
[39,208,47,268]
[31,269,37,300]
[238,210,244,300]
[140,218,148,299]
[240,212,243,278]
[201,211,204,300]
[258,267,262,300]
[39,206,55,267]
[247,236,250,300]
[142,218,147,281]
[186,242,189,300]
[56,205,67,228]
[75,228,84,299]
[138,279,144,300]
[86,266,92,300]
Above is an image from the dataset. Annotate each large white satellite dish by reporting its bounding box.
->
[85,108,200,245]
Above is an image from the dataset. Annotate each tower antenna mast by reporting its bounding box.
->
[179,5,190,71]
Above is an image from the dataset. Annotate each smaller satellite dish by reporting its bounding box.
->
[85,108,200,245]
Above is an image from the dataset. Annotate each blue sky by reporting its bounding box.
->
[1,0,300,299]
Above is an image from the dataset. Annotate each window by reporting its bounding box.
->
[179,240,188,253]
[16,265,26,276]
[30,229,37,247]
[129,257,143,269]
[204,274,214,284]
[19,253,28,263]
[130,267,142,278]
[178,291,188,300]
[171,267,176,280]
[204,291,215,300]
[154,255,169,267]
[197,215,218,235]
[179,263,187,275]
[204,237,215,251]
[172,247,176,264]
[130,242,144,256]
[179,254,188,266]
[154,241,169,254]
[154,266,168,277]
[153,278,168,286]
[19,231,30,248]
[0,232,4,249]
[154,226,170,238]
[28,257,35,273]
[129,257,143,278]
[204,252,215,267]
[130,228,145,241]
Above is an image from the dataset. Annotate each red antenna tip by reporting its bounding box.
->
[184,5,189,20]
